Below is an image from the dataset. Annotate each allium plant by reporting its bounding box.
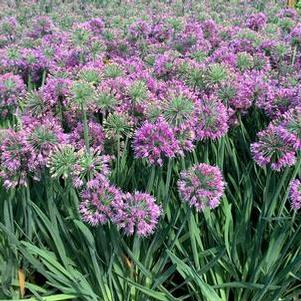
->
[194,97,228,140]
[112,191,161,237]
[251,124,297,171]
[79,175,123,226]
[133,117,179,165]
[0,73,25,116]
[178,163,225,211]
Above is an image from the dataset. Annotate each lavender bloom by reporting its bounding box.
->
[246,13,267,31]
[0,129,32,188]
[112,191,161,237]
[290,24,301,46]
[251,124,296,171]
[72,150,111,188]
[0,73,25,116]
[28,16,55,39]
[70,121,105,151]
[133,117,180,166]
[289,179,301,210]
[194,98,228,140]
[177,163,225,211]
[129,20,151,40]
[79,175,122,226]
[78,18,105,35]
[275,107,301,151]
[42,77,73,107]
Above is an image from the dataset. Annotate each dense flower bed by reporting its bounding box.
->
[1,1,301,300]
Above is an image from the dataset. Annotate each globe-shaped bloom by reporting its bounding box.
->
[79,175,122,226]
[178,163,225,211]
[251,124,296,171]
[133,117,179,165]
[112,191,161,237]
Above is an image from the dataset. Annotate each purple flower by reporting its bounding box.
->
[289,179,301,210]
[194,97,228,140]
[278,8,299,21]
[0,129,32,188]
[246,13,267,31]
[177,163,225,211]
[28,16,55,39]
[0,73,25,116]
[79,175,122,226]
[133,117,180,166]
[275,107,301,151]
[129,20,151,40]
[70,121,105,151]
[290,23,301,46]
[78,18,105,35]
[112,191,161,237]
[42,77,73,107]
[251,124,296,171]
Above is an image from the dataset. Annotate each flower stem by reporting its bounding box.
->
[81,104,90,153]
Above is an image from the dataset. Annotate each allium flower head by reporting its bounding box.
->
[112,191,161,237]
[103,63,124,79]
[104,112,133,138]
[28,16,55,38]
[251,124,296,171]
[178,163,225,211]
[129,20,151,40]
[79,175,122,226]
[71,81,96,107]
[72,150,111,188]
[290,24,301,46]
[163,94,195,127]
[42,77,73,107]
[133,117,180,165]
[289,179,301,210]
[79,18,105,35]
[0,129,32,188]
[276,107,301,151]
[48,145,78,179]
[127,80,148,104]
[71,121,105,151]
[0,73,25,116]
[24,116,67,153]
[194,98,228,140]
[246,13,267,31]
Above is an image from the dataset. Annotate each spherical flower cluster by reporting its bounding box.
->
[246,13,267,31]
[112,191,161,237]
[251,124,296,171]
[289,179,301,210]
[70,121,105,151]
[276,107,301,151]
[0,73,25,116]
[0,116,66,188]
[79,175,122,226]
[194,98,229,140]
[177,163,225,211]
[133,117,179,165]
[42,77,73,107]
[28,16,55,39]
[0,129,32,188]
[129,20,151,40]
[78,18,105,35]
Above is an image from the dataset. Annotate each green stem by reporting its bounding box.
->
[81,105,90,153]
[292,45,298,66]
